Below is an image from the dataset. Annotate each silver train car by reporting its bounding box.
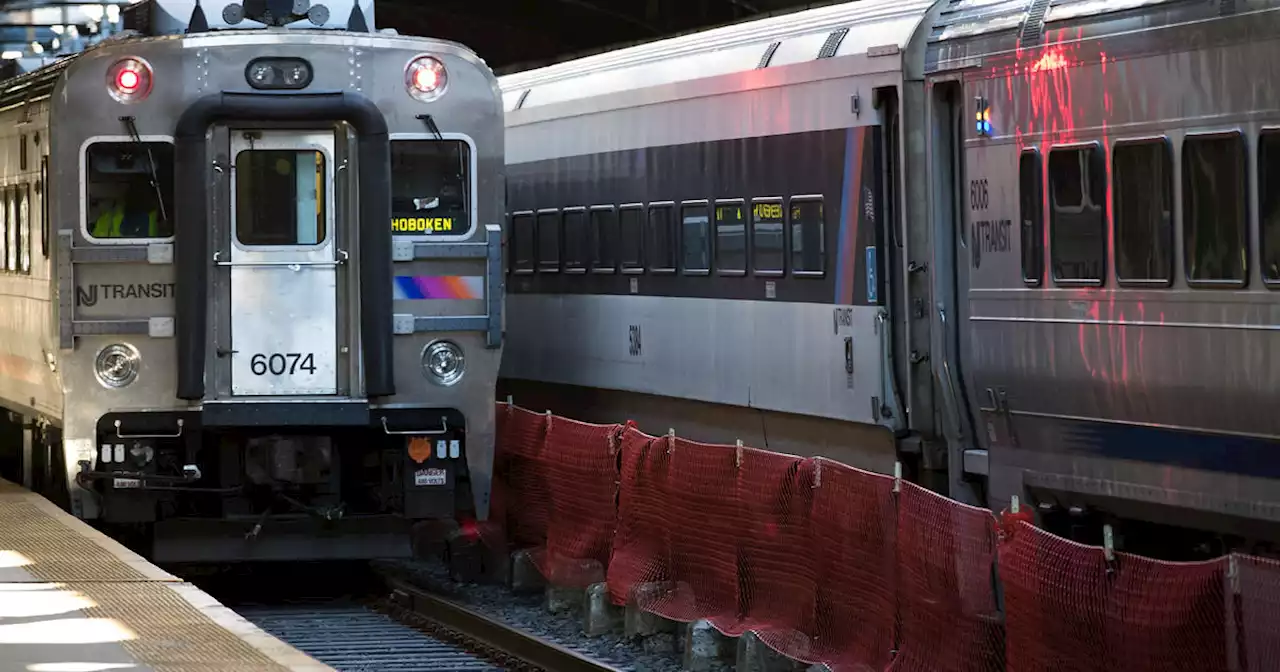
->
[0,0,506,562]
[498,0,1280,556]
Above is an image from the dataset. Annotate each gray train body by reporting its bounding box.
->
[498,0,1280,553]
[0,0,506,562]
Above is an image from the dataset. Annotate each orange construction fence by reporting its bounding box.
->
[486,402,1280,672]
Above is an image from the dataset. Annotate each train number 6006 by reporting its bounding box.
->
[249,353,318,376]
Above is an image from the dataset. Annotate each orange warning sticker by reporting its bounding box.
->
[407,437,432,464]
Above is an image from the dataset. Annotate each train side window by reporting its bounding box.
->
[389,139,470,237]
[563,208,588,273]
[40,155,49,258]
[619,205,645,273]
[6,188,15,272]
[1113,139,1173,285]
[1018,150,1043,285]
[536,209,560,272]
[1258,132,1280,283]
[235,149,325,246]
[752,197,784,275]
[1048,144,1105,284]
[19,185,29,274]
[590,206,617,273]
[715,199,746,275]
[0,187,7,271]
[789,196,824,275]
[1184,133,1247,285]
[84,141,174,240]
[647,202,676,273]
[681,201,710,274]
[510,211,535,274]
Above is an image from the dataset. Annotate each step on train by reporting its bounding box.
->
[0,0,506,562]
[497,0,1280,557]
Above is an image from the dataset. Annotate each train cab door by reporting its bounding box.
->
[226,130,341,397]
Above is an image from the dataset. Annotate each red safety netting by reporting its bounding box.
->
[1234,554,1280,670]
[802,458,897,671]
[1000,520,1230,672]
[490,403,621,586]
[891,481,1003,672]
[607,428,742,620]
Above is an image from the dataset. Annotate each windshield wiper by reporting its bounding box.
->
[119,115,169,225]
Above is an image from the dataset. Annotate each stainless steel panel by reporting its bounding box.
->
[228,131,339,396]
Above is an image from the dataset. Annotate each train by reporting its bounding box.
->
[0,0,506,562]
[496,0,1280,558]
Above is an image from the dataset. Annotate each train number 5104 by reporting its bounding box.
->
[249,353,318,376]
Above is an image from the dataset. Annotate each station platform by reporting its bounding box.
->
[0,478,332,672]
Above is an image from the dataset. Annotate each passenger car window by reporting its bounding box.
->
[6,188,14,272]
[389,140,470,237]
[1258,132,1280,282]
[590,207,618,272]
[790,197,824,274]
[563,208,588,272]
[1018,150,1043,285]
[510,212,534,273]
[752,198,784,274]
[19,185,29,274]
[84,141,174,240]
[1048,145,1105,284]
[235,149,326,246]
[715,200,746,274]
[620,206,644,272]
[681,202,710,273]
[536,210,560,272]
[1184,133,1247,284]
[1113,140,1172,284]
[647,203,676,272]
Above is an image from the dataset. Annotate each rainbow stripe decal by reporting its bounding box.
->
[393,276,484,300]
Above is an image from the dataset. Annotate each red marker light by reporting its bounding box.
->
[405,55,447,102]
[106,57,153,103]
[116,69,139,91]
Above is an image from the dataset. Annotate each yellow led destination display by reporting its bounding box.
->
[392,217,455,234]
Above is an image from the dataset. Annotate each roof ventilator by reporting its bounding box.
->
[817,27,849,59]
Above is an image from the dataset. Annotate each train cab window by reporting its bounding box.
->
[235,149,326,246]
[563,208,589,273]
[536,210,561,272]
[19,185,29,274]
[619,205,644,272]
[752,198,784,275]
[1257,132,1280,283]
[511,212,535,273]
[590,206,618,273]
[390,140,470,237]
[84,141,174,240]
[715,199,746,274]
[1184,133,1247,284]
[647,202,676,272]
[790,196,824,275]
[1018,150,1043,284]
[1113,140,1173,285]
[1048,145,1105,284]
[681,202,710,274]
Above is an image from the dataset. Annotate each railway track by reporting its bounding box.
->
[214,562,620,672]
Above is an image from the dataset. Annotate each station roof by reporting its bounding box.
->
[374,0,845,73]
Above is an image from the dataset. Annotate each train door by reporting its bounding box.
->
[226,130,340,396]
[929,80,983,506]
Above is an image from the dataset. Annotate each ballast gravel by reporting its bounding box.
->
[374,556,695,672]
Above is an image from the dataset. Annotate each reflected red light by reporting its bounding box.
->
[116,69,139,91]
[1031,49,1070,72]
[458,517,480,541]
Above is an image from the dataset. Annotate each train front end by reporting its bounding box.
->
[50,1,505,561]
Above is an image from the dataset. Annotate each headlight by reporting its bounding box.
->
[422,340,464,386]
[95,344,140,388]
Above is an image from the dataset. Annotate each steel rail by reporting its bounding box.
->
[379,574,623,672]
